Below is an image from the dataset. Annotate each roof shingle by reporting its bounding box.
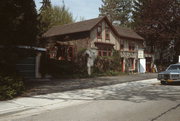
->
[114,26,144,40]
[43,16,144,41]
[43,17,104,38]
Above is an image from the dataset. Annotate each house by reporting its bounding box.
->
[43,16,154,72]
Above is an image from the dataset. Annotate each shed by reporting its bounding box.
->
[16,46,46,79]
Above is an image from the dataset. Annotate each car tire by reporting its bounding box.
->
[161,81,166,85]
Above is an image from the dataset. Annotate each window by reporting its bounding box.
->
[129,43,135,51]
[103,51,107,56]
[98,48,112,57]
[98,51,102,56]
[108,51,112,56]
[105,24,110,40]
[120,44,124,50]
[129,58,134,70]
[120,40,124,50]
[97,23,102,39]
[49,46,58,59]
[68,46,74,60]
[56,45,74,61]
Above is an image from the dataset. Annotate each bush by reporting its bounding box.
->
[0,75,24,100]
[40,49,122,78]
[39,48,88,78]
[40,58,88,78]
[94,51,121,74]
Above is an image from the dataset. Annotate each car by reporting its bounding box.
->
[157,63,180,84]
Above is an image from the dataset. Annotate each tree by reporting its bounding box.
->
[132,0,180,63]
[99,0,133,26]
[0,0,39,46]
[51,6,74,26]
[39,1,74,35]
[40,0,51,11]
[0,0,39,75]
[38,0,52,35]
[79,16,86,21]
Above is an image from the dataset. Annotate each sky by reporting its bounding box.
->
[35,0,103,21]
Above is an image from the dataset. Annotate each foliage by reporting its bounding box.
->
[39,49,88,78]
[99,0,133,26]
[40,58,88,78]
[79,16,86,21]
[94,51,121,74]
[40,49,122,78]
[0,0,39,46]
[132,0,180,63]
[0,75,24,100]
[40,0,51,10]
[0,0,39,75]
[38,3,74,35]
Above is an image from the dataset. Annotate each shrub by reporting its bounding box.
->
[94,51,121,74]
[39,48,88,78]
[0,75,24,100]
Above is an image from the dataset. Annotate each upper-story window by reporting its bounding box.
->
[105,24,110,40]
[129,43,135,51]
[120,40,124,50]
[97,23,102,39]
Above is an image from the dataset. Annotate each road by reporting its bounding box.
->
[1,79,180,121]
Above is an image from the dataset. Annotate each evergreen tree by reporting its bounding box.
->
[132,0,180,63]
[99,0,133,26]
[38,0,52,35]
[0,0,39,74]
[40,0,51,11]
[0,0,39,46]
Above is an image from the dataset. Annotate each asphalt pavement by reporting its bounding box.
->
[0,73,158,121]
[1,77,180,121]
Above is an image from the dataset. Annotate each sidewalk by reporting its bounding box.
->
[0,73,157,120]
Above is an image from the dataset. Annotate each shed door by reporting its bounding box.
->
[16,57,36,78]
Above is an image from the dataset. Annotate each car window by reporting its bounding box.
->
[167,65,180,70]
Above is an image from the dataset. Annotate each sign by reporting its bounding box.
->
[84,48,98,75]
[139,58,146,73]
[138,50,144,59]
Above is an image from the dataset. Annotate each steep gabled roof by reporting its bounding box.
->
[43,16,144,41]
[114,26,144,40]
[43,17,104,38]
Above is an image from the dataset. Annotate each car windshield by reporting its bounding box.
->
[167,65,180,70]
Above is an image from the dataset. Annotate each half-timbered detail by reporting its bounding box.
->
[97,23,102,39]
[105,23,110,40]
[114,26,145,72]
[43,16,154,73]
